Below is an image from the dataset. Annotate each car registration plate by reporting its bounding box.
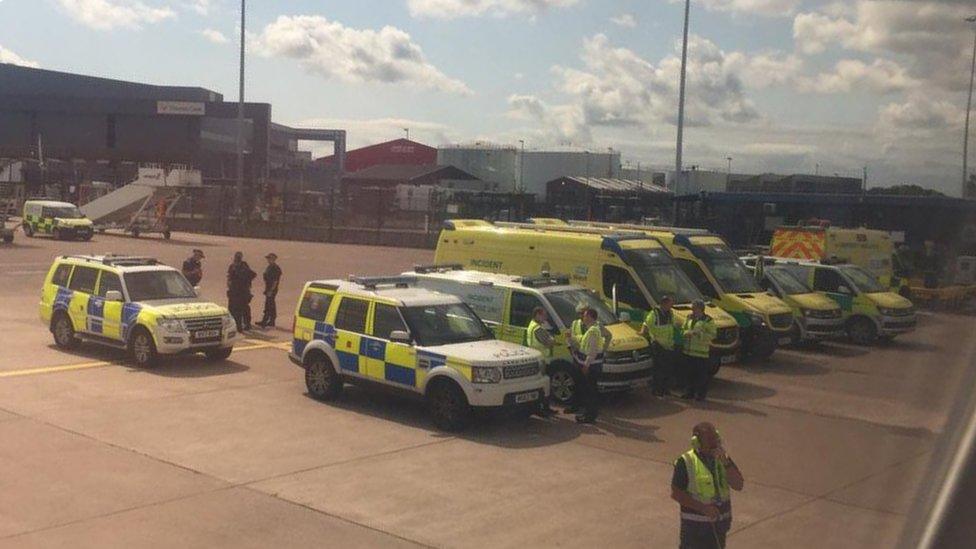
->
[515,391,539,404]
[194,329,220,339]
[720,354,737,365]
[778,336,793,346]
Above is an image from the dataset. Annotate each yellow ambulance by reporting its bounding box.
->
[533,220,793,360]
[434,219,741,370]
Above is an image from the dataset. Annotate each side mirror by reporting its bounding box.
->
[838,286,852,295]
[618,311,631,322]
[105,290,123,302]
[389,330,412,344]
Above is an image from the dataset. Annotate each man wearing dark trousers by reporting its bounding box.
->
[226,251,256,332]
[256,253,282,329]
[671,422,744,548]
[681,300,717,401]
[641,295,681,397]
[574,308,607,424]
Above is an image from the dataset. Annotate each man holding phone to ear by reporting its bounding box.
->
[671,422,745,548]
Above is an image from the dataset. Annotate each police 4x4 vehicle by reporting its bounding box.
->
[289,276,548,431]
[407,265,653,404]
[23,200,94,241]
[40,255,239,366]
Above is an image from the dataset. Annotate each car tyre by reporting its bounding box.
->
[426,379,471,432]
[129,327,159,367]
[51,312,79,349]
[53,228,62,241]
[204,347,233,361]
[23,224,34,237]
[547,362,577,405]
[2,233,12,244]
[163,230,171,240]
[847,317,878,346]
[305,353,342,401]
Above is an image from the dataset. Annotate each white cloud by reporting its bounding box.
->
[186,0,214,15]
[56,0,176,30]
[878,95,964,133]
[406,0,578,19]
[793,1,976,92]
[200,28,228,44]
[253,15,472,95]
[800,58,915,94]
[294,117,453,152]
[0,45,40,68]
[674,0,801,17]
[507,94,590,143]
[724,51,803,88]
[610,13,637,28]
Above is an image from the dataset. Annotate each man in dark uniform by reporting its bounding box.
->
[256,253,282,328]
[226,251,256,331]
[671,422,745,548]
[182,249,205,286]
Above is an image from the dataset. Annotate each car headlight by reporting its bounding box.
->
[157,318,184,332]
[221,313,236,328]
[748,312,766,327]
[472,366,502,384]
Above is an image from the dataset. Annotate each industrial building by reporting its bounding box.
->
[546,176,670,221]
[315,138,436,173]
[437,143,621,200]
[0,63,345,202]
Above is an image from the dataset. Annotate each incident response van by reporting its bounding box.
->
[742,257,844,344]
[531,220,794,360]
[771,223,905,293]
[434,219,741,371]
[40,255,240,366]
[775,259,916,344]
[23,200,94,241]
[407,265,654,404]
[289,275,548,431]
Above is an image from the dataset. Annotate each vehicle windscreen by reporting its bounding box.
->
[620,248,703,304]
[840,265,885,293]
[124,271,197,301]
[42,206,85,219]
[767,267,811,295]
[401,302,494,347]
[695,243,761,293]
[546,289,619,327]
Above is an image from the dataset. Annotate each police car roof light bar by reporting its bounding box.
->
[520,273,571,288]
[102,256,159,267]
[413,263,464,274]
[349,275,417,289]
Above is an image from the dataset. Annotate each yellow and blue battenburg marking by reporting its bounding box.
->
[121,303,142,340]
[54,287,73,311]
[292,321,336,356]
[87,296,105,334]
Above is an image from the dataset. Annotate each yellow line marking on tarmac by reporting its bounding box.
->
[0,340,290,380]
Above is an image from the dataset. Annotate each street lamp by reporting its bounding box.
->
[404,128,410,141]
[675,0,691,192]
[963,15,976,197]
[234,0,246,221]
[726,156,732,187]
[518,139,525,193]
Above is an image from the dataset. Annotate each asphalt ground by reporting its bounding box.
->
[0,229,971,548]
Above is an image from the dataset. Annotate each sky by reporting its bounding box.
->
[0,0,974,195]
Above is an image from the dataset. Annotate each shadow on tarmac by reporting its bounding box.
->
[43,343,250,378]
[802,342,871,359]
[757,356,831,377]
[877,339,940,353]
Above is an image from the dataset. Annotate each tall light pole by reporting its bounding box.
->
[234,0,246,219]
[963,15,976,197]
[518,139,525,193]
[404,127,410,141]
[726,156,732,187]
[675,0,691,193]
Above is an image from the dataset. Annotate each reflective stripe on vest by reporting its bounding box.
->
[525,320,552,357]
[570,319,583,348]
[680,449,730,521]
[573,323,604,366]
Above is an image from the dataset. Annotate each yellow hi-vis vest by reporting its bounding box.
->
[570,318,583,348]
[682,315,716,359]
[679,449,731,522]
[574,323,605,366]
[525,320,552,358]
[644,308,678,351]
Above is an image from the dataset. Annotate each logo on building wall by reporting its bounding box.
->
[156,101,206,116]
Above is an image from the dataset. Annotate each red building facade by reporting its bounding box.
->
[315,138,436,173]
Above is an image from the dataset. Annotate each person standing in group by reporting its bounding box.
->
[681,299,717,401]
[671,422,744,548]
[226,251,256,332]
[525,306,558,417]
[256,253,282,329]
[641,295,681,397]
[574,307,608,424]
[569,304,612,414]
[182,249,205,286]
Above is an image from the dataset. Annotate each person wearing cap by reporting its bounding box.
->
[226,251,256,331]
[182,249,205,286]
[681,299,718,401]
[641,295,681,397]
[256,253,282,329]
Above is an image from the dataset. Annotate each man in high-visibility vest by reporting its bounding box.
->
[574,307,607,423]
[640,294,681,397]
[671,422,744,548]
[525,306,557,417]
[568,303,611,414]
[681,299,717,401]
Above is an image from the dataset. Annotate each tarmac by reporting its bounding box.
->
[0,229,971,548]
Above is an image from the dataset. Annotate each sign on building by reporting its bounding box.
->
[156,101,206,116]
